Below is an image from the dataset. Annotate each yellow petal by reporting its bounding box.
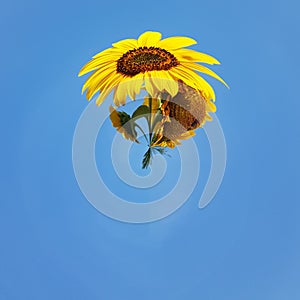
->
[114,80,129,106]
[176,66,216,100]
[79,57,117,77]
[82,63,116,94]
[150,71,166,93]
[92,48,123,59]
[150,70,178,97]
[180,130,196,140]
[113,78,135,102]
[125,78,137,100]
[95,73,123,105]
[160,71,179,97]
[112,39,138,50]
[138,31,162,47]
[144,74,156,96]
[176,49,220,65]
[169,69,198,90]
[206,113,213,121]
[113,87,120,107]
[158,36,197,50]
[85,68,116,99]
[133,74,144,95]
[207,100,217,112]
[96,86,113,106]
[166,141,176,148]
[154,139,172,148]
[89,71,123,101]
[123,75,144,100]
[184,62,229,88]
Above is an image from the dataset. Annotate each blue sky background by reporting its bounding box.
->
[1,0,300,299]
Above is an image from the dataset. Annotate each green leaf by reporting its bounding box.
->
[132,105,150,120]
[142,146,171,169]
[142,148,152,169]
[118,111,131,125]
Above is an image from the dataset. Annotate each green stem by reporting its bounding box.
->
[135,124,149,145]
[148,96,153,145]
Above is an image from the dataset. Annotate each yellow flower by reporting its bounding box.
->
[79,31,228,106]
[109,106,139,142]
[151,82,213,148]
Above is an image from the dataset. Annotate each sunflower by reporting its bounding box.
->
[150,81,214,148]
[78,31,228,107]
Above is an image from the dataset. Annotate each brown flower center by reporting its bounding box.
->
[116,46,179,76]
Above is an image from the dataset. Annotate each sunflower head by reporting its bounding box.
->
[79,31,228,168]
[151,82,214,148]
[79,31,228,107]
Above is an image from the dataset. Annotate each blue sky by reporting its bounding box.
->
[1,0,300,299]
